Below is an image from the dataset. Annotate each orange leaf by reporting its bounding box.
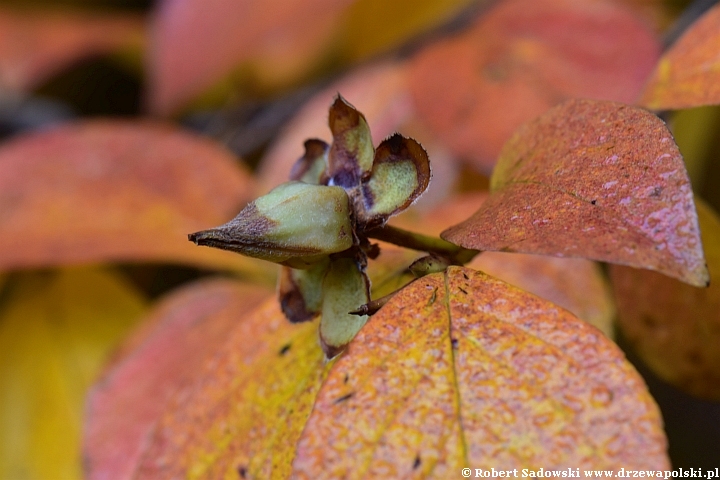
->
[638,3,720,110]
[396,193,615,334]
[473,253,614,337]
[610,199,720,400]
[408,0,660,173]
[442,99,709,286]
[128,298,327,479]
[147,0,352,114]
[0,7,143,91]
[293,267,668,475]
[0,120,267,275]
[84,279,270,479]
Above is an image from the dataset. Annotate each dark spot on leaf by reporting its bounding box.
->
[642,315,659,328]
[237,465,247,478]
[279,343,292,356]
[650,186,662,197]
[458,287,468,294]
[591,199,597,205]
[334,392,354,404]
[344,373,350,384]
[451,338,459,349]
[462,272,469,280]
[413,455,422,469]
[686,351,703,366]
[427,287,437,305]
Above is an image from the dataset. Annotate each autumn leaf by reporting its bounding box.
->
[610,199,720,400]
[84,279,270,480]
[122,298,327,479]
[293,267,668,475]
[0,7,143,91]
[0,268,147,480]
[638,2,720,110]
[442,99,709,287]
[407,0,661,172]
[146,0,353,114]
[394,193,615,335]
[0,120,268,276]
[94,267,668,477]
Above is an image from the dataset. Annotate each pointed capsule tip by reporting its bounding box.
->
[320,336,347,360]
[187,230,212,246]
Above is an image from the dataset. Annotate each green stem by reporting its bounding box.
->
[366,224,479,265]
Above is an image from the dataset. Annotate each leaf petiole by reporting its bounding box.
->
[365,224,479,265]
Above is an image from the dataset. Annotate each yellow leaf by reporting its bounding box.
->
[294,267,668,475]
[127,299,328,479]
[338,0,477,62]
[670,105,720,187]
[0,267,147,480]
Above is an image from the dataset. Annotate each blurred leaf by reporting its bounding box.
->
[639,3,720,110]
[442,99,708,287]
[0,7,144,92]
[0,267,147,480]
[408,0,661,172]
[338,0,476,62]
[147,0,353,115]
[125,298,327,479]
[610,199,720,400]
[84,278,270,480]
[671,105,720,188]
[292,267,668,475]
[0,120,269,277]
[618,0,676,33]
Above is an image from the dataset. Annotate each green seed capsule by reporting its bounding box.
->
[189,181,354,268]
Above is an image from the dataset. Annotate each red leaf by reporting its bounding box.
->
[639,3,720,110]
[0,120,264,273]
[408,0,661,173]
[0,8,143,91]
[147,0,353,114]
[84,279,270,480]
[442,99,709,286]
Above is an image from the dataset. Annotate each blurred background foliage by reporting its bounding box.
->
[0,0,719,477]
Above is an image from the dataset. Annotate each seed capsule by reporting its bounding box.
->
[189,181,354,268]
